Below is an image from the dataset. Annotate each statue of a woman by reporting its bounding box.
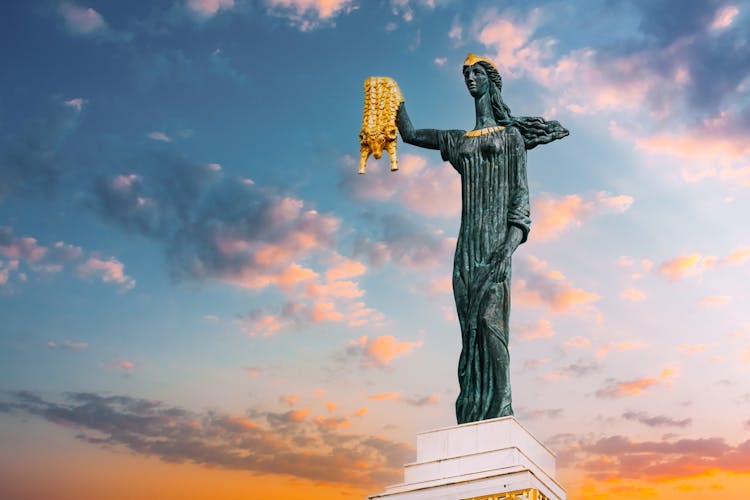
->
[396,54,568,424]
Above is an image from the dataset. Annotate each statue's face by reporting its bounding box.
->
[463,64,489,98]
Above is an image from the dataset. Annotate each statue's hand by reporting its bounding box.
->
[488,246,512,282]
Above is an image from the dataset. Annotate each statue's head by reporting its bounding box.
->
[463,53,512,124]
[463,53,501,98]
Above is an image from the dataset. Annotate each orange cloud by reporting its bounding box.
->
[313,416,350,430]
[325,258,366,282]
[657,247,749,281]
[531,192,633,241]
[344,154,461,217]
[354,407,368,417]
[289,409,311,422]
[368,392,399,401]
[679,344,712,354]
[348,335,423,366]
[621,288,646,301]
[595,369,677,398]
[517,319,555,340]
[700,295,731,306]
[513,256,600,314]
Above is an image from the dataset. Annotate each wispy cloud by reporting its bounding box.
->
[76,257,136,290]
[513,256,600,314]
[265,0,357,31]
[186,0,235,18]
[531,192,633,242]
[595,369,677,398]
[0,391,412,488]
[59,2,106,35]
[347,335,423,367]
[622,411,691,428]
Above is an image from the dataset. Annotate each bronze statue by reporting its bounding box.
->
[361,54,568,424]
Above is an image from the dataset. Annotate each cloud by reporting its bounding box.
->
[513,256,600,314]
[657,247,750,281]
[347,335,423,366]
[342,154,461,218]
[531,192,633,242]
[76,257,136,290]
[147,131,172,143]
[243,367,263,377]
[47,340,88,351]
[115,360,135,371]
[0,391,412,488]
[0,227,131,291]
[621,287,646,301]
[517,319,555,340]
[186,0,235,18]
[565,432,750,483]
[471,4,750,188]
[89,155,344,296]
[679,343,712,355]
[595,368,677,399]
[366,391,439,406]
[700,295,731,306]
[63,98,87,111]
[709,5,740,31]
[622,411,692,428]
[0,101,81,200]
[559,360,599,378]
[265,0,357,31]
[59,2,106,35]
[353,214,455,271]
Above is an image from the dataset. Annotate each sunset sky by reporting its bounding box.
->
[1,0,750,499]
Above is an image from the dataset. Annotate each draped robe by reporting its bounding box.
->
[437,126,530,424]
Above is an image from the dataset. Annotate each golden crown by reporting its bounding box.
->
[463,53,497,69]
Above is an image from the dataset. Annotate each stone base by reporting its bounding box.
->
[369,416,566,500]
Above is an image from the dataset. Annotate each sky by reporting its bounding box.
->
[1,0,750,499]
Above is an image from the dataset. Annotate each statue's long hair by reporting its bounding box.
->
[468,60,569,149]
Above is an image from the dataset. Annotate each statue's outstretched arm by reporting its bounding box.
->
[397,102,440,150]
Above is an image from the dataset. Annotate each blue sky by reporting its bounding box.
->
[2,1,750,499]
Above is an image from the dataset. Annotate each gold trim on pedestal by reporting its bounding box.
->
[464,488,550,500]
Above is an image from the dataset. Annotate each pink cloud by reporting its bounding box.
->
[265,0,356,30]
[64,98,87,111]
[621,288,646,302]
[348,335,423,366]
[59,2,106,34]
[310,301,345,322]
[531,192,633,242]
[595,369,677,398]
[656,247,750,281]
[244,314,286,337]
[345,154,461,217]
[710,5,740,31]
[513,256,600,314]
[76,257,136,290]
[116,360,135,371]
[147,131,172,143]
[186,0,235,18]
[243,367,263,377]
[517,319,555,341]
[325,257,366,282]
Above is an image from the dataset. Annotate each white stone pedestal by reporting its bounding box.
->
[369,416,566,500]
